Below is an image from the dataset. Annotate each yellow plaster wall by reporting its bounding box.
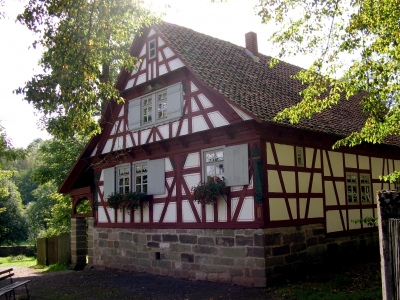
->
[388,159,394,174]
[394,160,400,171]
[305,148,321,168]
[362,208,374,219]
[311,173,323,193]
[328,151,344,177]
[308,198,323,218]
[288,198,296,219]
[269,198,290,221]
[298,172,311,193]
[266,142,275,165]
[344,154,357,169]
[324,181,345,206]
[371,157,383,179]
[268,170,282,193]
[299,198,307,218]
[282,171,296,193]
[348,209,361,229]
[326,210,346,233]
[305,148,314,168]
[358,155,370,170]
[324,181,336,206]
[275,144,295,166]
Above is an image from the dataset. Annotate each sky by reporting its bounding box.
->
[0,0,313,149]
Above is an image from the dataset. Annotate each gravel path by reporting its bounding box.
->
[1,266,281,300]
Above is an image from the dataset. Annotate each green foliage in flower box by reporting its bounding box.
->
[107,191,146,212]
[190,176,226,205]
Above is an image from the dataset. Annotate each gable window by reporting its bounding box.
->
[345,173,371,204]
[296,147,304,167]
[117,165,130,193]
[134,162,148,193]
[128,82,184,131]
[149,39,156,59]
[202,144,249,186]
[157,90,168,119]
[142,97,153,124]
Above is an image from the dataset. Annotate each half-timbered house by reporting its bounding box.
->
[60,22,399,286]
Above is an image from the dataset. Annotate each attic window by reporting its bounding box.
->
[149,39,156,59]
[296,147,304,167]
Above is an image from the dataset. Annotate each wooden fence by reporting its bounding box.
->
[37,233,71,266]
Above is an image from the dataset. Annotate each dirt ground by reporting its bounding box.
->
[1,266,281,300]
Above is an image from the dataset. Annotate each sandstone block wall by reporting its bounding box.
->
[87,220,379,287]
[90,226,267,287]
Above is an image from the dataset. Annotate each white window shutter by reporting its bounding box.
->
[128,97,141,131]
[167,83,183,121]
[147,158,165,194]
[103,167,115,199]
[224,144,249,186]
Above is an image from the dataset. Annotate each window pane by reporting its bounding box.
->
[124,186,129,193]
[136,176,141,184]
[136,165,142,173]
[207,165,215,176]
[142,165,147,173]
[206,153,214,163]
[216,164,224,175]
[136,185,141,192]
[143,185,148,193]
[143,175,147,184]
[215,151,223,161]
[125,178,129,186]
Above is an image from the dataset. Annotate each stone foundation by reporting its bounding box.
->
[87,219,379,287]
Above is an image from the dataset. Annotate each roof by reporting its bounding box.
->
[153,22,399,147]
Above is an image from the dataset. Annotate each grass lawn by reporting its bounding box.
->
[0,256,36,267]
[269,261,382,300]
[0,256,69,272]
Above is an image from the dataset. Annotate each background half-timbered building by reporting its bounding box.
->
[60,22,399,286]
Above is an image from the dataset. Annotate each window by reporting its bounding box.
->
[117,165,130,193]
[134,162,148,193]
[157,90,167,119]
[296,147,304,167]
[346,173,371,204]
[142,97,152,124]
[360,174,371,202]
[128,83,183,131]
[204,148,224,181]
[103,159,166,200]
[202,144,249,186]
[149,40,156,59]
[346,173,358,203]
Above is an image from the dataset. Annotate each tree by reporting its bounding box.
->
[5,139,43,205]
[0,123,25,198]
[29,136,90,237]
[257,0,400,180]
[16,0,158,139]
[25,182,56,244]
[32,135,88,187]
[0,177,27,245]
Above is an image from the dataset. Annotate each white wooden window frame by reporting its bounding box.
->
[360,173,371,203]
[296,147,304,167]
[103,159,165,198]
[201,144,249,187]
[346,172,359,204]
[133,160,148,193]
[128,82,183,131]
[149,39,156,59]
[202,146,225,182]
[116,164,131,194]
